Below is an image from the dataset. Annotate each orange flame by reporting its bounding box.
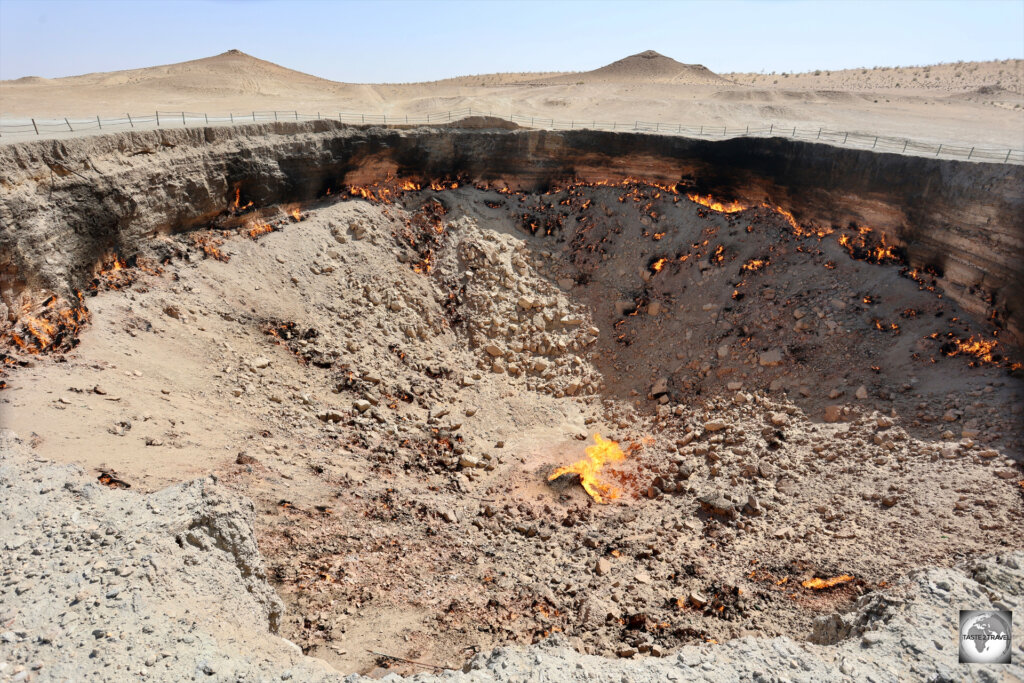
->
[3,290,90,355]
[801,575,854,590]
[248,222,274,239]
[687,194,747,213]
[650,257,668,273]
[548,433,626,504]
[741,258,768,272]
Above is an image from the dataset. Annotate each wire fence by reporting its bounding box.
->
[1,107,1020,164]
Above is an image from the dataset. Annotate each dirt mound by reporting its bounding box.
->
[445,115,520,130]
[545,50,731,85]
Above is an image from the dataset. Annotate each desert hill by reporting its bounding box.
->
[541,50,732,85]
[4,49,346,97]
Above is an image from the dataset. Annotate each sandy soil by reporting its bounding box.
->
[2,50,1022,149]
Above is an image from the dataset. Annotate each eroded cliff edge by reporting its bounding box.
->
[1,120,1021,343]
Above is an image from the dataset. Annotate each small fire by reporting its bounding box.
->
[741,258,768,272]
[650,257,668,273]
[248,222,274,239]
[934,333,1009,367]
[290,209,302,221]
[192,234,230,262]
[232,188,254,212]
[837,226,903,265]
[802,575,854,590]
[687,194,747,213]
[4,290,90,355]
[548,433,626,504]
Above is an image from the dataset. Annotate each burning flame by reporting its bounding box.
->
[936,334,1002,366]
[802,575,854,590]
[248,222,274,239]
[650,257,668,273]
[4,290,90,355]
[687,194,747,213]
[837,226,902,265]
[548,433,626,504]
[741,258,768,272]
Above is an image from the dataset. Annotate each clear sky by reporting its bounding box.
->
[1,0,1022,82]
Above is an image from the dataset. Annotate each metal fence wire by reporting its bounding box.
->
[0,108,1020,164]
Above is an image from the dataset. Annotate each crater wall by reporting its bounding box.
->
[1,120,1021,341]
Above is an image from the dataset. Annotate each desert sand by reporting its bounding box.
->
[2,49,1023,148]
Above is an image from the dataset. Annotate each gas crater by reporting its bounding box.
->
[1,120,1022,677]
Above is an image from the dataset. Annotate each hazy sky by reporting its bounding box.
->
[1,0,1022,82]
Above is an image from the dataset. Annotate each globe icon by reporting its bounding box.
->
[959,611,1012,663]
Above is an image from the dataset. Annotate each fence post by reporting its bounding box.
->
[872,136,878,149]
[97,115,102,130]
[936,144,942,156]
[792,126,795,136]
[817,128,821,139]
[252,112,256,121]
[274,111,278,121]
[205,113,209,124]
[769,124,773,134]
[156,111,160,126]
[65,118,73,132]
[699,125,703,135]
[967,147,973,159]
[746,125,749,134]
[183,112,187,126]
[230,113,233,123]
[31,118,39,135]
[843,132,848,144]
[127,113,133,128]
[294,111,298,120]
[1006,149,1012,163]
[902,140,908,152]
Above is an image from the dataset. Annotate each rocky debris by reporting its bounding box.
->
[0,431,337,682]
[400,552,1024,682]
